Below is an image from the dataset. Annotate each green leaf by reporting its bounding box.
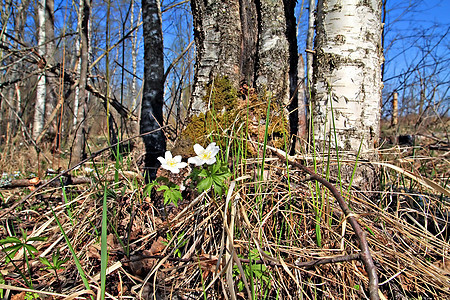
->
[2,245,21,262]
[0,237,22,245]
[157,185,169,192]
[237,280,244,292]
[198,169,208,178]
[158,185,182,206]
[28,236,47,242]
[2,244,22,254]
[165,189,182,206]
[144,179,161,196]
[39,257,52,268]
[197,177,213,193]
[23,244,39,257]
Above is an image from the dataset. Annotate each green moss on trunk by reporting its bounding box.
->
[172,76,289,157]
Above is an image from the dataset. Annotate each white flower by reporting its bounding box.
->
[157,151,187,174]
[84,167,94,173]
[188,143,220,166]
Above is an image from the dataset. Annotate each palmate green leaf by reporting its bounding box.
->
[157,185,169,192]
[212,183,223,195]
[55,257,69,269]
[40,248,69,271]
[53,249,69,268]
[197,169,208,178]
[197,177,213,193]
[39,257,52,268]
[158,185,182,206]
[28,236,47,243]
[23,244,39,257]
[144,178,164,197]
[0,236,22,245]
[166,189,182,206]
[2,244,21,262]
[251,264,267,278]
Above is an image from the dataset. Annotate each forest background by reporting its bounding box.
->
[0,0,448,163]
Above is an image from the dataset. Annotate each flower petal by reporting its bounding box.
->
[206,143,219,156]
[188,156,204,166]
[205,157,216,165]
[177,162,188,168]
[168,166,180,173]
[193,144,205,156]
[164,151,173,160]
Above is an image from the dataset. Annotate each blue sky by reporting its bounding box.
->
[23,0,447,115]
[381,0,449,114]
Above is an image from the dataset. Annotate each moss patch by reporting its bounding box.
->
[172,76,289,158]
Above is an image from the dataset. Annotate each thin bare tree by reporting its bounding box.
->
[32,0,46,140]
[73,0,91,161]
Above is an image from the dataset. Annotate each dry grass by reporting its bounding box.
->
[0,140,449,299]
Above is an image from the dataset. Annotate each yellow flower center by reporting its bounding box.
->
[200,151,211,160]
[167,159,178,167]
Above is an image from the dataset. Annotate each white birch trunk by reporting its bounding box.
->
[33,0,46,140]
[72,0,83,131]
[130,0,138,111]
[306,0,315,88]
[189,0,242,115]
[130,5,141,135]
[44,0,57,137]
[313,0,383,158]
[255,0,289,108]
[73,0,91,160]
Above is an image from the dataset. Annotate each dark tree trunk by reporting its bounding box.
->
[141,0,166,181]
[44,0,58,141]
[239,0,258,85]
[283,0,300,152]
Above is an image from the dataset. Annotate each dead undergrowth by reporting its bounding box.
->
[0,141,449,299]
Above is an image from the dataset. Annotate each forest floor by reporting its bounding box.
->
[0,117,449,299]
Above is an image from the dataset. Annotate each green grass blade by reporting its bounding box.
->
[51,208,92,298]
[100,186,108,300]
[60,178,73,225]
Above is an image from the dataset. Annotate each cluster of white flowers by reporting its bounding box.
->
[157,142,220,174]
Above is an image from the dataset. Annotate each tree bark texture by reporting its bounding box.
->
[190,0,297,125]
[33,0,47,140]
[141,0,166,180]
[73,0,91,161]
[312,0,383,158]
[190,0,242,114]
[44,0,58,139]
[296,54,307,146]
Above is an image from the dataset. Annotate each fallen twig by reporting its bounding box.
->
[273,150,380,300]
[0,127,166,219]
